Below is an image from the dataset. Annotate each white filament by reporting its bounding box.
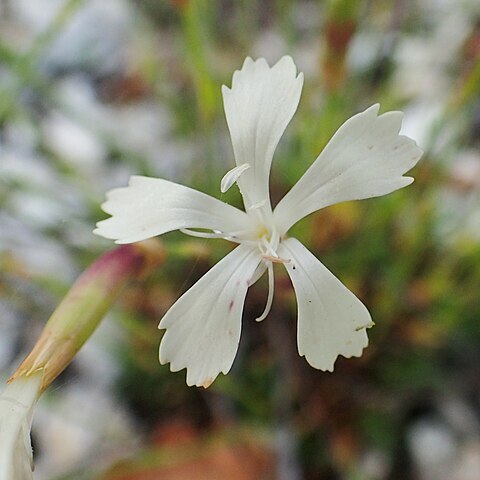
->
[220,163,251,193]
[255,262,275,322]
[180,228,226,239]
[180,228,247,243]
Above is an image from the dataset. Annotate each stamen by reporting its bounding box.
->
[262,254,291,264]
[220,163,251,193]
[256,262,274,322]
[180,228,226,239]
[180,228,249,243]
[260,236,277,257]
[257,232,288,264]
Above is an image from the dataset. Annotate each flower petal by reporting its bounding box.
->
[274,104,424,234]
[159,244,262,387]
[0,374,42,480]
[94,176,252,244]
[278,238,371,371]
[222,56,304,210]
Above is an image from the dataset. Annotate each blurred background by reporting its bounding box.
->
[1,0,480,479]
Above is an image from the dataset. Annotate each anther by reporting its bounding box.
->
[262,254,291,264]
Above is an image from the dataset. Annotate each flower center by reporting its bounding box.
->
[180,223,288,324]
[256,226,283,261]
[253,225,291,323]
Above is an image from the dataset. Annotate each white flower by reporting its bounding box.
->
[0,374,42,480]
[94,56,423,387]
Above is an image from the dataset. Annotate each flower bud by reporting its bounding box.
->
[9,240,163,392]
[0,240,163,480]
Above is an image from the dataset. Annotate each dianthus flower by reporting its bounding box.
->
[95,56,423,387]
